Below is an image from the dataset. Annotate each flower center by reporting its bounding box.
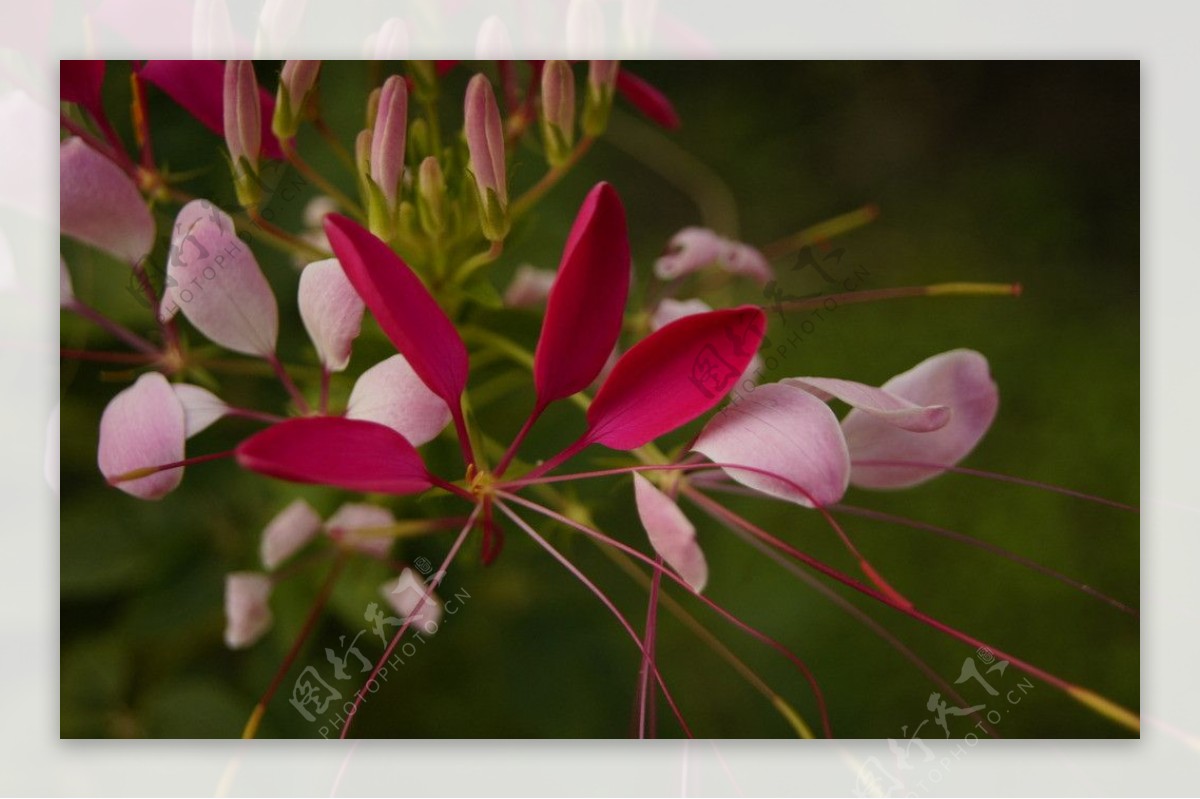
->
[468,464,496,500]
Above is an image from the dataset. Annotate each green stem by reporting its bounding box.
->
[510,136,596,221]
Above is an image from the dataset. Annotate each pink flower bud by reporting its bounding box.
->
[583,60,619,135]
[370,75,408,209]
[60,137,155,263]
[540,60,576,164]
[223,60,262,171]
[273,59,321,140]
[464,74,508,239]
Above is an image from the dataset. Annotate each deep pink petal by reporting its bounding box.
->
[323,213,468,409]
[60,137,155,263]
[235,416,432,495]
[633,474,708,592]
[842,349,999,489]
[60,60,106,118]
[693,382,851,508]
[784,376,951,433]
[298,257,365,372]
[616,70,681,130]
[164,211,278,357]
[97,372,185,500]
[533,182,631,407]
[346,354,452,447]
[138,60,283,160]
[585,306,766,450]
[260,498,322,570]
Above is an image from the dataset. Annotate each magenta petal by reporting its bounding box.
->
[693,382,851,508]
[60,60,106,118]
[533,182,631,407]
[842,349,999,489]
[236,416,432,495]
[346,354,452,447]
[633,474,708,593]
[164,211,278,357]
[60,138,155,263]
[586,306,766,450]
[784,376,951,433]
[298,258,365,372]
[323,213,468,409]
[97,372,185,500]
[616,70,681,130]
[138,60,283,160]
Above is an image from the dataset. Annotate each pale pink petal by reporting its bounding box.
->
[649,298,712,331]
[346,354,452,447]
[784,376,951,433]
[97,373,185,500]
[721,242,773,285]
[325,503,395,558]
[164,211,278,357]
[692,382,850,508]
[171,383,228,438]
[60,137,155,263]
[224,572,273,649]
[303,195,339,228]
[298,258,365,372]
[502,265,556,308]
[381,569,442,632]
[633,474,707,593]
[161,199,235,322]
[653,227,725,281]
[260,498,322,570]
[842,350,999,489]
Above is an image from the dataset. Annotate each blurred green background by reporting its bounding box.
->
[60,61,1138,738]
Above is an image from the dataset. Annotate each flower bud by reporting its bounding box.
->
[224,572,273,649]
[464,74,509,241]
[540,60,576,166]
[416,156,447,236]
[366,85,382,129]
[370,75,408,211]
[272,59,321,141]
[224,60,263,208]
[582,60,619,136]
[354,127,371,207]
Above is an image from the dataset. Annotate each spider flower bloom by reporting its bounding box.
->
[224,60,263,207]
[59,138,155,264]
[464,74,508,241]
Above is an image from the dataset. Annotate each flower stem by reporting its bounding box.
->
[65,300,159,355]
[266,352,311,414]
[282,138,366,219]
[775,281,1021,315]
[759,203,880,262]
[510,136,596,221]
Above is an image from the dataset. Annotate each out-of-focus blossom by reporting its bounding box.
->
[325,503,396,558]
[224,572,273,649]
[503,265,557,308]
[654,226,772,285]
[382,570,443,631]
[260,498,323,570]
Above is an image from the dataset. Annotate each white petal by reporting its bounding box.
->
[346,354,451,447]
[325,503,395,558]
[299,258,365,372]
[224,572,273,649]
[171,383,228,438]
[381,569,442,632]
[649,298,712,331]
[502,265,556,308]
[260,498,323,570]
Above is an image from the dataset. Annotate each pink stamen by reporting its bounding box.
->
[635,555,665,739]
[340,508,481,738]
[265,352,311,414]
[494,499,694,738]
